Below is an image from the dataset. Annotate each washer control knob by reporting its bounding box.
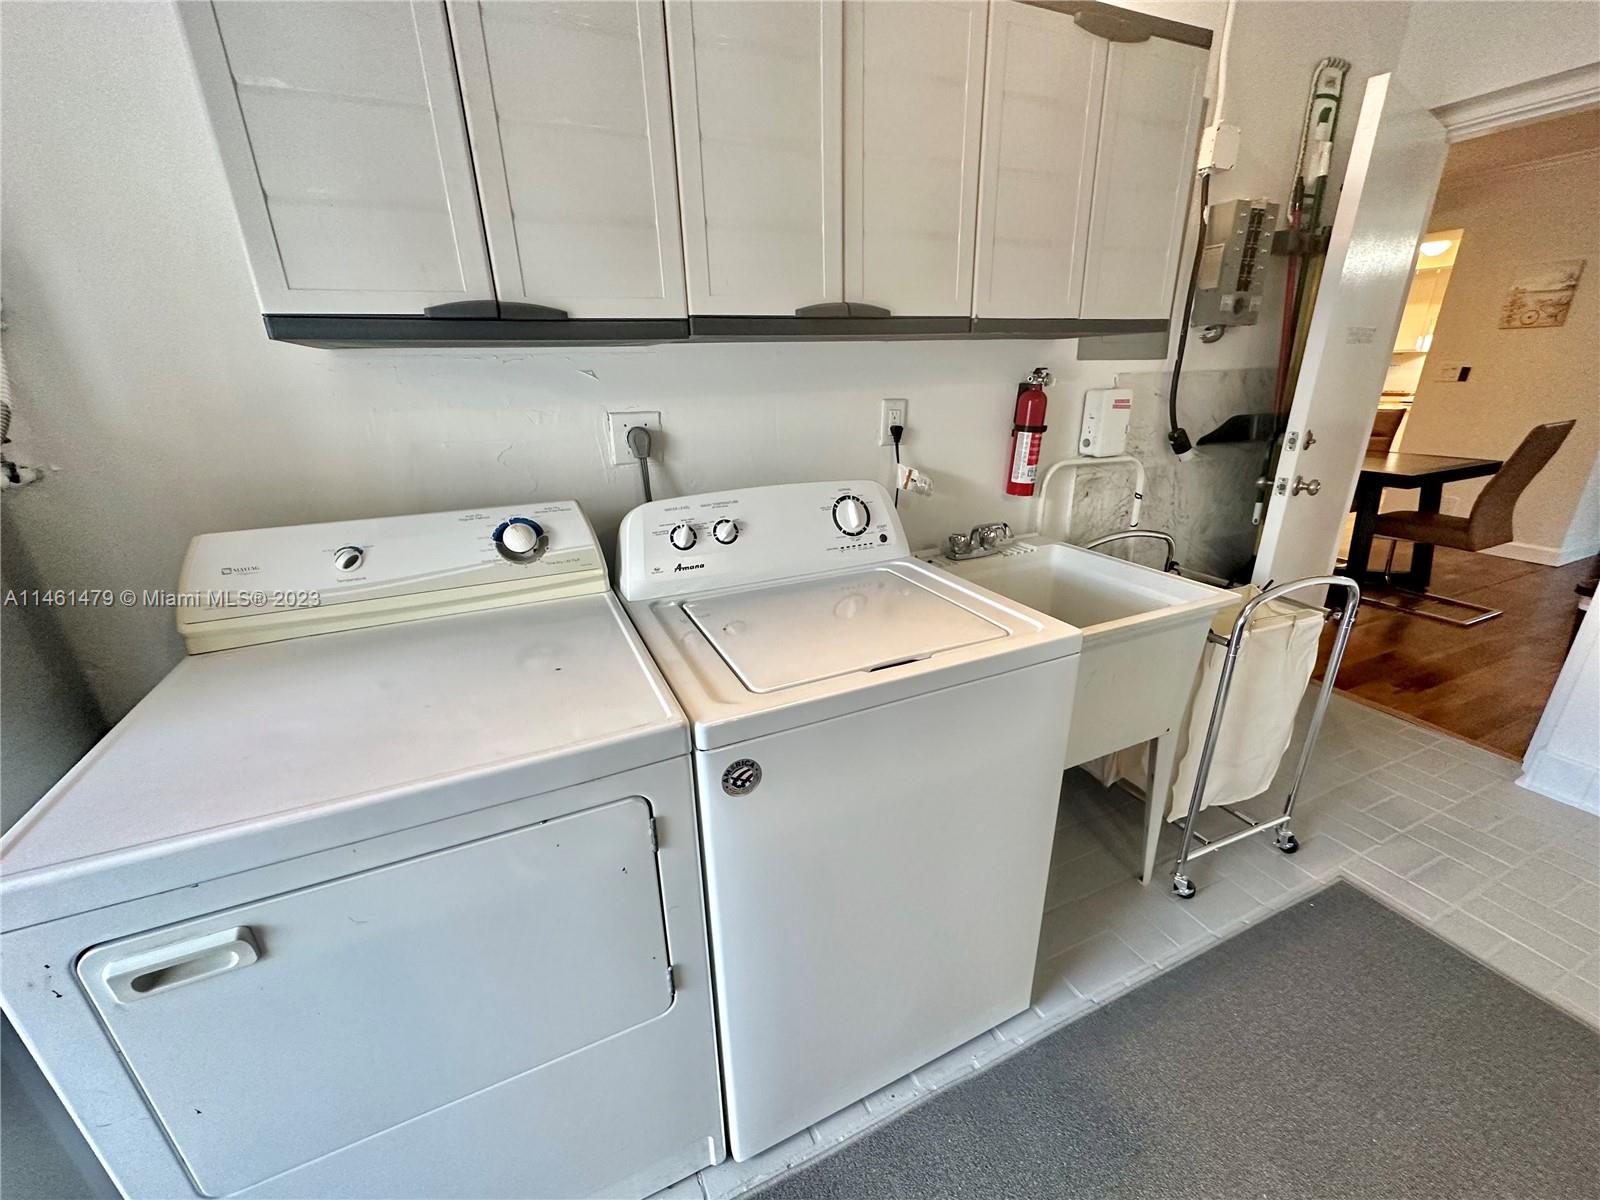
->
[333,545,364,572]
[669,522,698,552]
[713,518,740,545]
[832,495,870,537]
[493,518,546,563]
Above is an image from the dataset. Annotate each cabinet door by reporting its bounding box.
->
[843,0,987,317]
[667,0,843,315]
[1079,36,1206,319]
[178,1,495,316]
[972,1,1106,320]
[449,2,687,319]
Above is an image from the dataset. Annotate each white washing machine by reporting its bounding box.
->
[1,503,724,1199]
[618,481,1082,1160]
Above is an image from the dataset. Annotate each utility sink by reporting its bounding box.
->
[926,535,1234,769]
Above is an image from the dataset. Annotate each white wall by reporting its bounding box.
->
[1,0,1418,724]
[1397,0,1600,111]
[0,508,106,832]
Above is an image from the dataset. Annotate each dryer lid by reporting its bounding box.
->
[682,566,1007,693]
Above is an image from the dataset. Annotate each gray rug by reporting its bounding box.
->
[756,882,1600,1200]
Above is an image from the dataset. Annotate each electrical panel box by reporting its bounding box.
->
[1079,388,1132,457]
[1192,198,1279,327]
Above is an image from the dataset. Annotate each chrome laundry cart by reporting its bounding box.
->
[1170,576,1362,898]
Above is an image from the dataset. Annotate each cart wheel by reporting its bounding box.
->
[1172,875,1196,899]
[1276,834,1300,854]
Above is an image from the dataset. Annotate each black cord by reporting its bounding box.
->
[626,424,653,502]
[890,423,904,508]
[1167,170,1211,458]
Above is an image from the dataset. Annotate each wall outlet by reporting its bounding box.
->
[607,411,661,466]
[879,398,907,447]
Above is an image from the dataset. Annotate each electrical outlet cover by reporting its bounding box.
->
[879,399,908,447]
[606,411,661,466]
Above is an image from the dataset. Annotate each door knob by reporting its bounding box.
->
[1292,476,1322,497]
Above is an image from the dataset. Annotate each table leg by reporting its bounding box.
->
[1345,477,1383,584]
[1398,480,1444,590]
[1141,732,1177,885]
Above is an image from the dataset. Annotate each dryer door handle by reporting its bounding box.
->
[100,926,260,1002]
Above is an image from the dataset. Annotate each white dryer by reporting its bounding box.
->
[618,481,1082,1160]
[1,503,724,1199]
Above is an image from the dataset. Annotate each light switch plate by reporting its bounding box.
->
[607,411,661,466]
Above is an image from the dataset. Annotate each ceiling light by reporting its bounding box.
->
[1419,239,1452,257]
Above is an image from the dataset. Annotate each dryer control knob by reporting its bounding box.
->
[713,518,740,545]
[494,518,546,563]
[832,495,870,537]
[669,522,698,551]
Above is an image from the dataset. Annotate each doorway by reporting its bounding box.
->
[1331,108,1600,759]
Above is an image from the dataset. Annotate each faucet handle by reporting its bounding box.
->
[973,522,1011,551]
[945,532,973,558]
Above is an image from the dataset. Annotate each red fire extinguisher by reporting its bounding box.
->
[1006,367,1052,497]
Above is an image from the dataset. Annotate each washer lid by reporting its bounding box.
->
[683,567,1007,693]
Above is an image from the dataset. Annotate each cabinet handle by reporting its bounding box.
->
[422,301,572,321]
[423,300,499,319]
[793,302,895,318]
[1068,3,1154,43]
[101,927,260,1003]
[499,302,571,320]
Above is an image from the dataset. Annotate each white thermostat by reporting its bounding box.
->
[1079,388,1133,457]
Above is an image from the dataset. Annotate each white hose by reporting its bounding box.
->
[1212,0,1236,124]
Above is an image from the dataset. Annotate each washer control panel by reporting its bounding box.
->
[618,481,906,600]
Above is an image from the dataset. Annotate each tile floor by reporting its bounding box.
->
[672,694,1600,1200]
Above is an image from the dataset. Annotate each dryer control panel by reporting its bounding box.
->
[618,481,908,600]
[177,501,608,653]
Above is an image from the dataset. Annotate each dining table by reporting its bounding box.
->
[1345,451,1503,590]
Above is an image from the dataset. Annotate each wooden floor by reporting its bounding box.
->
[1322,547,1594,759]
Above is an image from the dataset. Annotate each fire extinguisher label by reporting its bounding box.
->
[1010,432,1039,484]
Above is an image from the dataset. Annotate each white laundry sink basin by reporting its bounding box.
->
[926,536,1234,767]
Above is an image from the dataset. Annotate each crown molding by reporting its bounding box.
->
[1437,144,1600,197]
[1435,63,1600,143]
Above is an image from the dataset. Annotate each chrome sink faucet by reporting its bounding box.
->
[945,522,1011,561]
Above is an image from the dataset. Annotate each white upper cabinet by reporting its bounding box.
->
[1080,35,1207,319]
[667,0,843,316]
[844,1,988,316]
[448,2,688,319]
[179,1,495,316]
[974,0,1206,323]
[973,1,1105,320]
[668,0,986,319]
[183,0,1208,333]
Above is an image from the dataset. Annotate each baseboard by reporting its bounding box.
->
[1561,535,1600,565]
[1483,540,1599,567]
[1518,750,1600,815]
